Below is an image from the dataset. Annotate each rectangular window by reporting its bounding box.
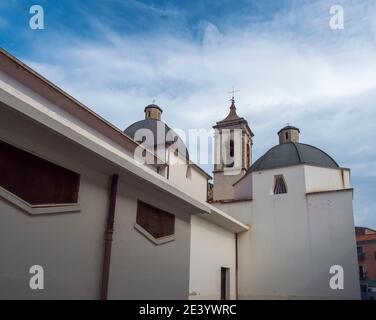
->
[0,140,80,205]
[359,265,367,279]
[357,246,365,260]
[136,201,175,239]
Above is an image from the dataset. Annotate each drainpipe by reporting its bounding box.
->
[235,233,239,300]
[100,174,119,300]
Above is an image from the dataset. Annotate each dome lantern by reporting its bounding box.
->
[144,104,163,121]
[278,125,300,144]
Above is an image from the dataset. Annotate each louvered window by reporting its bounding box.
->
[136,201,175,239]
[273,175,287,194]
[0,139,80,205]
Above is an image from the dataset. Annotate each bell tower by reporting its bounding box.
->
[212,97,253,201]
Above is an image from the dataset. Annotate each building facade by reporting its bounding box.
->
[0,49,246,299]
[0,48,361,299]
[212,104,360,299]
[356,227,376,299]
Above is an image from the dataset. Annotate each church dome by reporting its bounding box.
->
[251,142,339,171]
[124,118,189,160]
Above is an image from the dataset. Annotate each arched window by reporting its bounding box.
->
[224,139,234,168]
[273,175,287,194]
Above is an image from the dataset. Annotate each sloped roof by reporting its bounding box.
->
[216,99,244,124]
[214,99,254,137]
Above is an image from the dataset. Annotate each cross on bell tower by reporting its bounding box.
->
[228,87,239,103]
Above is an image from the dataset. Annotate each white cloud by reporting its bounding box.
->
[23,0,376,227]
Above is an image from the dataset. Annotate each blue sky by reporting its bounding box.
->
[1,0,376,228]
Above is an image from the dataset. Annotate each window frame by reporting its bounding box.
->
[0,139,81,215]
[135,200,176,245]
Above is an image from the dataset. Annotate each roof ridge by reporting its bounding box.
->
[291,142,302,163]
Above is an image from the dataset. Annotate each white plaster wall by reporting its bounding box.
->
[306,191,360,299]
[167,150,208,202]
[0,106,109,299]
[189,215,236,300]
[215,165,360,299]
[304,165,351,193]
[108,178,192,300]
[0,100,193,299]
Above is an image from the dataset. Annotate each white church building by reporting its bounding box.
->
[0,48,360,299]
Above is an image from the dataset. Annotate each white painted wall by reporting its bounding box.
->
[167,149,208,202]
[215,165,360,299]
[189,215,236,300]
[0,93,193,299]
[304,165,351,193]
[0,105,109,299]
[305,191,360,299]
[108,178,192,300]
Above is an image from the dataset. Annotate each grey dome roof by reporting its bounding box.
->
[124,119,189,160]
[144,104,163,113]
[251,142,339,171]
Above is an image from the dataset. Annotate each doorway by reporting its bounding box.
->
[221,267,230,300]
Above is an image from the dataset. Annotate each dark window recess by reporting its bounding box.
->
[136,201,175,238]
[246,143,250,168]
[285,132,289,140]
[0,140,80,205]
[221,267,229,300]
[274,175,287,194]
[229,139,234,157]
[224,139,235,168]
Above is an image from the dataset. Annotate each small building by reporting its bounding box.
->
[356,227,376,299]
